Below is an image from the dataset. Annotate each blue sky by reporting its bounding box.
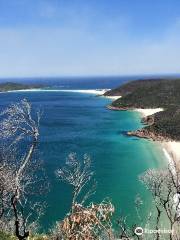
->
[0,0,180,77]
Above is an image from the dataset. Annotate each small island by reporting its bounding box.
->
[0,82,43,92]
[104,78,180,141]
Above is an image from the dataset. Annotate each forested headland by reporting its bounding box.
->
[105,78,180,141]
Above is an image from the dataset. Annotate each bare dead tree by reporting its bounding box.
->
[54,153,114,240]
[56,153,96,212]
[116,194,153,240]
[54,153,180,240]
[0,99,47,240]
[140,160,180,240]
[116,216,133,240]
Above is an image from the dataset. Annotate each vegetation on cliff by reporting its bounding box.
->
[105,78,180,141]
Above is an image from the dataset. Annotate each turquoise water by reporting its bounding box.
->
[0,85,167,231]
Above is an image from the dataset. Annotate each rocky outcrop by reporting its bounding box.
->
[107,104,176,141]
[141,115,154,125]
[107,105,133,111]
[127,129,170,141]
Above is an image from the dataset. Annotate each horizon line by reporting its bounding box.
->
[0,72,180,80]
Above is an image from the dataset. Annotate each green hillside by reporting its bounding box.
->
[105,79,180,141]
[0,82,42,92]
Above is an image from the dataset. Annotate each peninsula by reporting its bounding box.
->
[0,82,43,92]
[104,78,180,141]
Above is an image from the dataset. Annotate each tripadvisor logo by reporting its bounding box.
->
[134,227,143,236]
[134,227,173,236]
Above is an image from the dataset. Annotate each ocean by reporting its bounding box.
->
[0,76,167,232]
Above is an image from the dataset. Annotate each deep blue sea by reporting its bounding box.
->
[0,76,167,231]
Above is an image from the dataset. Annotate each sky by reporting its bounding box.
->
[0,0,180,77]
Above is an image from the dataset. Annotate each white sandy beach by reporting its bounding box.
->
[133,107,180,167]
[103,91,180,171]
[5,88,123,100]
[56,89,110,94]
[11,88,123,99]
[5,89,111,95]
[134,108,164,117]
[104,95,122,100]
[162,142,180,168]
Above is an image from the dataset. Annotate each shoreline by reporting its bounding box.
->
[5,86,180,168]
[0,88,42,93]
[133,108,180,168]
[132,109,180,168]
[161,141,180,169]
[133,108,163,117]
[107,103,180,168]
[1,87,122,100]
[103,95,122,100]
[4,88,112,95]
